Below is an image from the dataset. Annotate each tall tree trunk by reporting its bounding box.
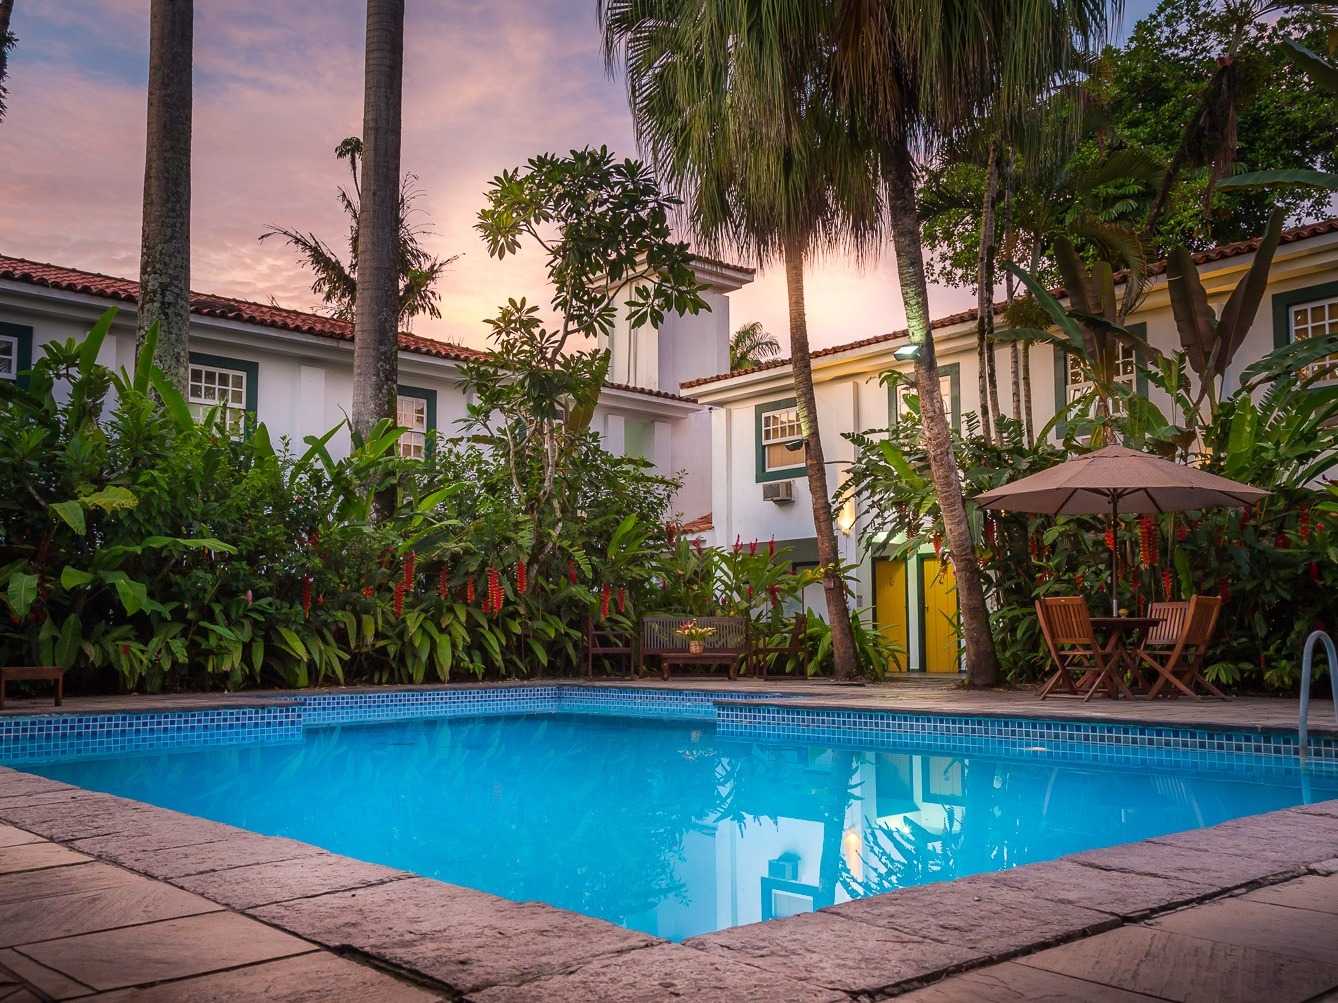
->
[885,141,999,688]
[351,0,404,440]
[1001,158,1021,429]
[1022,238,1041,446]
[784,237,859,681]
[136,0,192,391]
[0,0,15,124]
[976,142,1002,442]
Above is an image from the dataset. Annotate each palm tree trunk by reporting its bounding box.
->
[784,237,859,681]
[885,141,999,687]
[351,0,404,440]
[136,0,192,391]
[0,0,15,124]
[976,142,1001,442]
[1022,237,1041,446]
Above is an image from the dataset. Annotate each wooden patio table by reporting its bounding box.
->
[659,650,747,681]
[1088,616,1163,698]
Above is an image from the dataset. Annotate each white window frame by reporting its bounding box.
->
[397,394,429,459]
[1289,295,1338,381]
[0,334,17,381]
[187,362,248,434]
[761,405,805,473]
[1066,342,1137,415]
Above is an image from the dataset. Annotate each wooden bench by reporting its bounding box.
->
[642,615,751,680]
[0,666,64,710]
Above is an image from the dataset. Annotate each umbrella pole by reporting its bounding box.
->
[1109,494,1119,616]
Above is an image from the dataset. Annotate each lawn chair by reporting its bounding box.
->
[583,616,637,679]
[1036,597,1126,701]
[1135,595,1227,699]
[748,614,806,679]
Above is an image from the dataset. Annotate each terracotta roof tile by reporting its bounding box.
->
[682,217,1338,389]
[0,254,488,363]
[679,512,713,533]
[0,253,708,406]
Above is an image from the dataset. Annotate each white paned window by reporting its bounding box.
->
[761,405,804,472]
[0,335,16,380]
[188,363,248,433]
[397,395,428,459]
[1067,343,1136,414]
[893,374,953,426]
[1290,297,1338,380]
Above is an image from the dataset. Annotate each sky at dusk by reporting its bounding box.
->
[2,0,1160,356]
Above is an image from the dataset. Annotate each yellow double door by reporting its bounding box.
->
[874,555,960,673]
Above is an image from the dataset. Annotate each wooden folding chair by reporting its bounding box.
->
[748,614,806,679]
[1136,595,1227,699]
[1036,597,1126,701]
[583,616,636,679]
[1135,602,1188,691]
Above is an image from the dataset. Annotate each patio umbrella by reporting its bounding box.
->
[974,445,1270,614]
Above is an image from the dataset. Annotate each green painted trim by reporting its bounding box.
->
[755,396,805,483]
[888,363,961,432]
[396,384,438,456]
[915,552,962,675]
[1271,280,1338,352]
[1052,322,1147,438]
[189,352,259,436]
[0,321,34,388]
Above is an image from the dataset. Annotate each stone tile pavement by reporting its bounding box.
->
[5,762,1338,1001]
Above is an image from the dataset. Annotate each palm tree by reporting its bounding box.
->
[729,321,782,371]
[0,0,16,124]
[136,0,193,392]
[260,137,457,328]
[601,0,882,680]
[830,1,1120,686]
[351,0,405,440]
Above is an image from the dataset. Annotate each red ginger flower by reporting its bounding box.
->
[1311,561,1322,584]
[617,586,626,613]
[768,537,776,556]
[392,582,406,617]
[1300,507,1312,542]
[465,576,476,604]
[516,560,528,596]
[438,566,449,598]
[932,534,943,560]
[1104,526,1116,552]
[361,585,375,599]
[402,551,416,588]
[768,584,780,607]
[567,560,579,584]
[1162,569,1173,600]
[600,584,612,619]
[486,566,502,615]
[1138,516,1156,567]
[748,539,758,556]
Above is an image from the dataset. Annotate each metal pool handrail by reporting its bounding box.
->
[1298,630,1337,761]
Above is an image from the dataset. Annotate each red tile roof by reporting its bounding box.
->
[682,217,1338,389]
[679,512,713,533]
[0,253,488,363]
[0,253,704,405]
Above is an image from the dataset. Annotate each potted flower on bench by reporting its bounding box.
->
[676,620,716,655]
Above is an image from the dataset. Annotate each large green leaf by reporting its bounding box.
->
[79,308,118,372]
[275,626,309,662]
[1225,399,1260,479]
[49,500,86,536]
[1165,245,1216,378]
[1217,168,1338,192]
[109,575,148,616]
[80,485,138,512]
[1050,236,1095,316]
[1002,263,1087,357]
[6,573,38,618]
[54,614,82,669]
[59,567,95,589]
[134,322,158,394]
[1284,39,1338,95]
[1214,208,1284,378]
[149,369,193,427]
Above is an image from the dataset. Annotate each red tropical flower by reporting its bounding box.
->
[438,566,449,599]
[466,577,476,604]
[617,586,626,613]
[402,551,416,588]
[600,584,612,619]
[392,582,406,617]
[1138,516,1155,567]
[932,534,943,560]
[516,560,528,596]
[1162,569,1173,601]
[567,561,579,585]
[1104,526,1116,552]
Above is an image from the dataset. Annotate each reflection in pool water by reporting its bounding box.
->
[15,713,1338,939]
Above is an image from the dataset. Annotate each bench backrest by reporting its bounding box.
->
[642,615,749,654]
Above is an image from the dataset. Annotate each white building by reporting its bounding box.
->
[685,219,1338,674]
[0,253,752,523]
[5,219,1336,676]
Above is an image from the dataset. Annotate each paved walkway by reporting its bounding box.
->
[0,675,1327,735]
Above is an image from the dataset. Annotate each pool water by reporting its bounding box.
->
[14,712,1338,940]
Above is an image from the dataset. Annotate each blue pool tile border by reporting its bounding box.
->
[714,701,1338,769]
[2,684,1334,769]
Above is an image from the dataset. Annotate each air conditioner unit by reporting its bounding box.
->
[762,480,795,503]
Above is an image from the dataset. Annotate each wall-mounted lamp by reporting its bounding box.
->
[784,438,806,452]
[893,343,921,361]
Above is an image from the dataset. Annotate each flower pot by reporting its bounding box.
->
[687,640,705,655]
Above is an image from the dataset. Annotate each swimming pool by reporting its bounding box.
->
[6,687,1337,940]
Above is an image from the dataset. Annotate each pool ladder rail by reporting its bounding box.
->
[1298,630,1338,761]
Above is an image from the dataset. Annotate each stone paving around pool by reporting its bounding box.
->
[3,763,1338,1001]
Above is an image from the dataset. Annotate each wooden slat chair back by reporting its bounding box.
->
[584,616,636,679]
[1143,602,1189,648]
[1036,597,1119,701]
[1136,595,1228,700]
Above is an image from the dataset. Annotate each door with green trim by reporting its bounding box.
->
[918,555,961,673]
